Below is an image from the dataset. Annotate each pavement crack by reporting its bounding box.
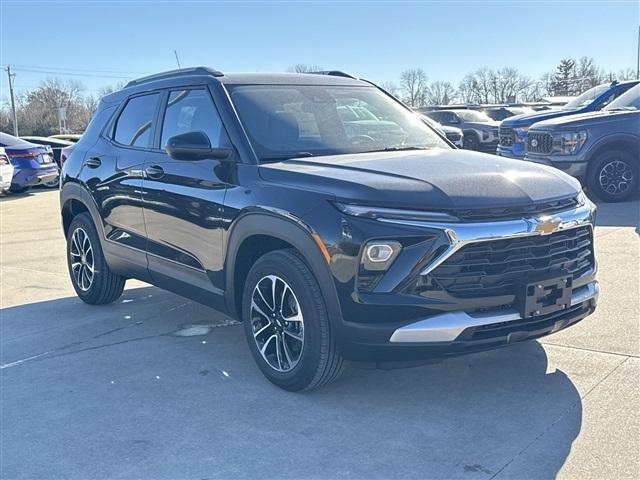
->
[489,356,630,479]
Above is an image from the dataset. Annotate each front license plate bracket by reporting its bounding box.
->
[517,274,572,318]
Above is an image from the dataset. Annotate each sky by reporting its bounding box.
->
[1,1,639,97]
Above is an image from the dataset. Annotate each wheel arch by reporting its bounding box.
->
[224,212,341,324]
[60,182,105,240]
[586,134,640,173]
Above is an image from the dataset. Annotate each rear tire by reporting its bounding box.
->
[587,150,638,202]
[242,249,344,391]
[43,176,60,188]
[66,212,125,304]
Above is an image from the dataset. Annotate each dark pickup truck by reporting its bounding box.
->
[526,84,640,202]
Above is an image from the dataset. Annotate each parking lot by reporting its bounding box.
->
[1,189,638,479]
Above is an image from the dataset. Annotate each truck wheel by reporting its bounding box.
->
[588,150,638,202]
[66,212,125,304]
[242,249,344,391]
[9,185,28,194]
[463,132,479,150]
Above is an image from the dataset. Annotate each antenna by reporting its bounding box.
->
[174,50,182,69]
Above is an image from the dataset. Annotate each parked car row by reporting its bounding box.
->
[497,80,640,202]
[0,132,80,193]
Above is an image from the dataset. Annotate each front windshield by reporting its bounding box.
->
[563,84,609,110]
[455,110,492,123]
[604,84,640,111]
[229,85,449,161]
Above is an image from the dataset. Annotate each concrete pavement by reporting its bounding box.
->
[1,189,638,479]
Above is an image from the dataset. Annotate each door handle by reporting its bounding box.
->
[85,157,102,168]
[145,165,165,180]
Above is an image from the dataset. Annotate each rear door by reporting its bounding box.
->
[88,92,161,280]
[142,87,230,308]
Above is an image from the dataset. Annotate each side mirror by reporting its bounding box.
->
[165,131,234,161]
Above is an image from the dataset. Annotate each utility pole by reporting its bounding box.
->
[5,65,18,136]
[637,25,639,80]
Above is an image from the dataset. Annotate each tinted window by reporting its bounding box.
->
[230,85,448,161]
[113,93,159,147]
[160,89,227,148]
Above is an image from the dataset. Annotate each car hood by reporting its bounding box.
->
[259,148,580,210]
[530,109,640,130]
[501,108,586,128]
[464,120,500,129]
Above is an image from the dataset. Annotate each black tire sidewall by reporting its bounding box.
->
[464,132,479,150]
[588,150,638,202]
[66,212,122,304]
[242,250,328,391]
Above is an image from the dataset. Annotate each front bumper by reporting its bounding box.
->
[496,145,525,159]
[524,154,589,182]
[390,281,598,343]
[331,201,598,364]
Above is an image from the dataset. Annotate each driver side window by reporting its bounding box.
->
[160,89,229,149]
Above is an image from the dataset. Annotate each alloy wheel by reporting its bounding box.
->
[599,159,634,196]
[250,275,304,372]
[69,227,94,291]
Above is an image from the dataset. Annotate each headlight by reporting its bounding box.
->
[333,203,459,222]
[552,131,588,155]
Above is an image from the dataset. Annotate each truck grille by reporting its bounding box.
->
[429,226,594,299]
[528,132,553,154]
[499,126,514,146]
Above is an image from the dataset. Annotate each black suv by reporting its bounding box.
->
[525,84,640,202]
[61,68,599,391]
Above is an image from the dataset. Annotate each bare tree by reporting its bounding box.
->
[400,69,428,107]
[16,78,90,135]
[379,81,401,99]
[616,68,637,81]
[426,81,456,105]
[286,64,324,73]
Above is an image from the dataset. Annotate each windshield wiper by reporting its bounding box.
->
[362,146,432,153]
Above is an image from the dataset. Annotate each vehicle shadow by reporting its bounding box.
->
[1,286,582,479]
[0,187,55,202]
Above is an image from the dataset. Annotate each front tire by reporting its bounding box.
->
[66,213,125,304]
[242,249,344,391]
[463,132,479,150]
[588,150,638,202]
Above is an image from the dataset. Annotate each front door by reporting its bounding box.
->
[142,87,230,308]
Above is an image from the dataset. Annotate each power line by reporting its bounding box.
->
[8,67,135,80]
[2,63,148,76]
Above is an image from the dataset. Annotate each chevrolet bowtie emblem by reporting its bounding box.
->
[532,216,563,235]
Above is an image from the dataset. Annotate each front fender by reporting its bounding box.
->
[224,211,342,325]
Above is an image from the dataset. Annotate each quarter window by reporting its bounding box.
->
[160,89,227,148]
[113,93,160,147]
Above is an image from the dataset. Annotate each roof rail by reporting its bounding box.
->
[125,66,223,88]
[308,70,358,80]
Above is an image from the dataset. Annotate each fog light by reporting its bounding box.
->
[366,244,394,262]
[362,241,401,271]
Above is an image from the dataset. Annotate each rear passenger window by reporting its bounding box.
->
[113,93,159,147]
[160,89,228,148]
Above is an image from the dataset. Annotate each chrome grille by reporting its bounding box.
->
[429,226,594,299]
[528,132,553,154]
[499,126,514,146]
